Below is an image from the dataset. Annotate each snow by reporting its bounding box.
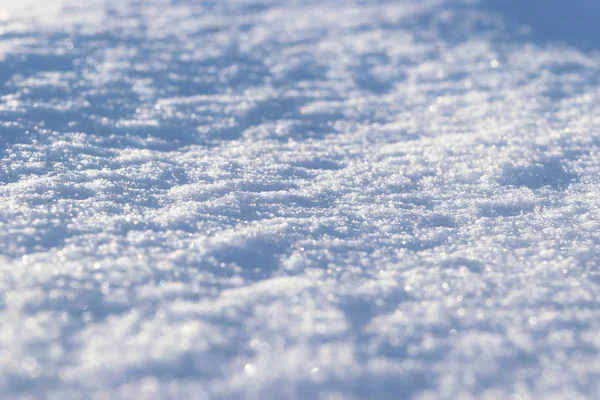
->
[0,0,600,398]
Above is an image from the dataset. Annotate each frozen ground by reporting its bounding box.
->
[0,0,599,398]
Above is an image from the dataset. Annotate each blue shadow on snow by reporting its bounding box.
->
[481,0,600,51]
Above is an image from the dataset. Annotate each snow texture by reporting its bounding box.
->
[0,0,600,398]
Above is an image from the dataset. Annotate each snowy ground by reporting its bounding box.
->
[1,0,600,398]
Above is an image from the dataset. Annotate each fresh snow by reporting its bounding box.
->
[0,0,600,398]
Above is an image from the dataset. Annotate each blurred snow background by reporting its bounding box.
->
[0,0,599,398]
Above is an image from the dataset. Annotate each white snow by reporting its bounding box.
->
[1,0,600,398]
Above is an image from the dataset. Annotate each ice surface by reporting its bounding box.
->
[0,0,600,398]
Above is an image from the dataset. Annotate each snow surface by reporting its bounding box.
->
[0,0,600,398]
